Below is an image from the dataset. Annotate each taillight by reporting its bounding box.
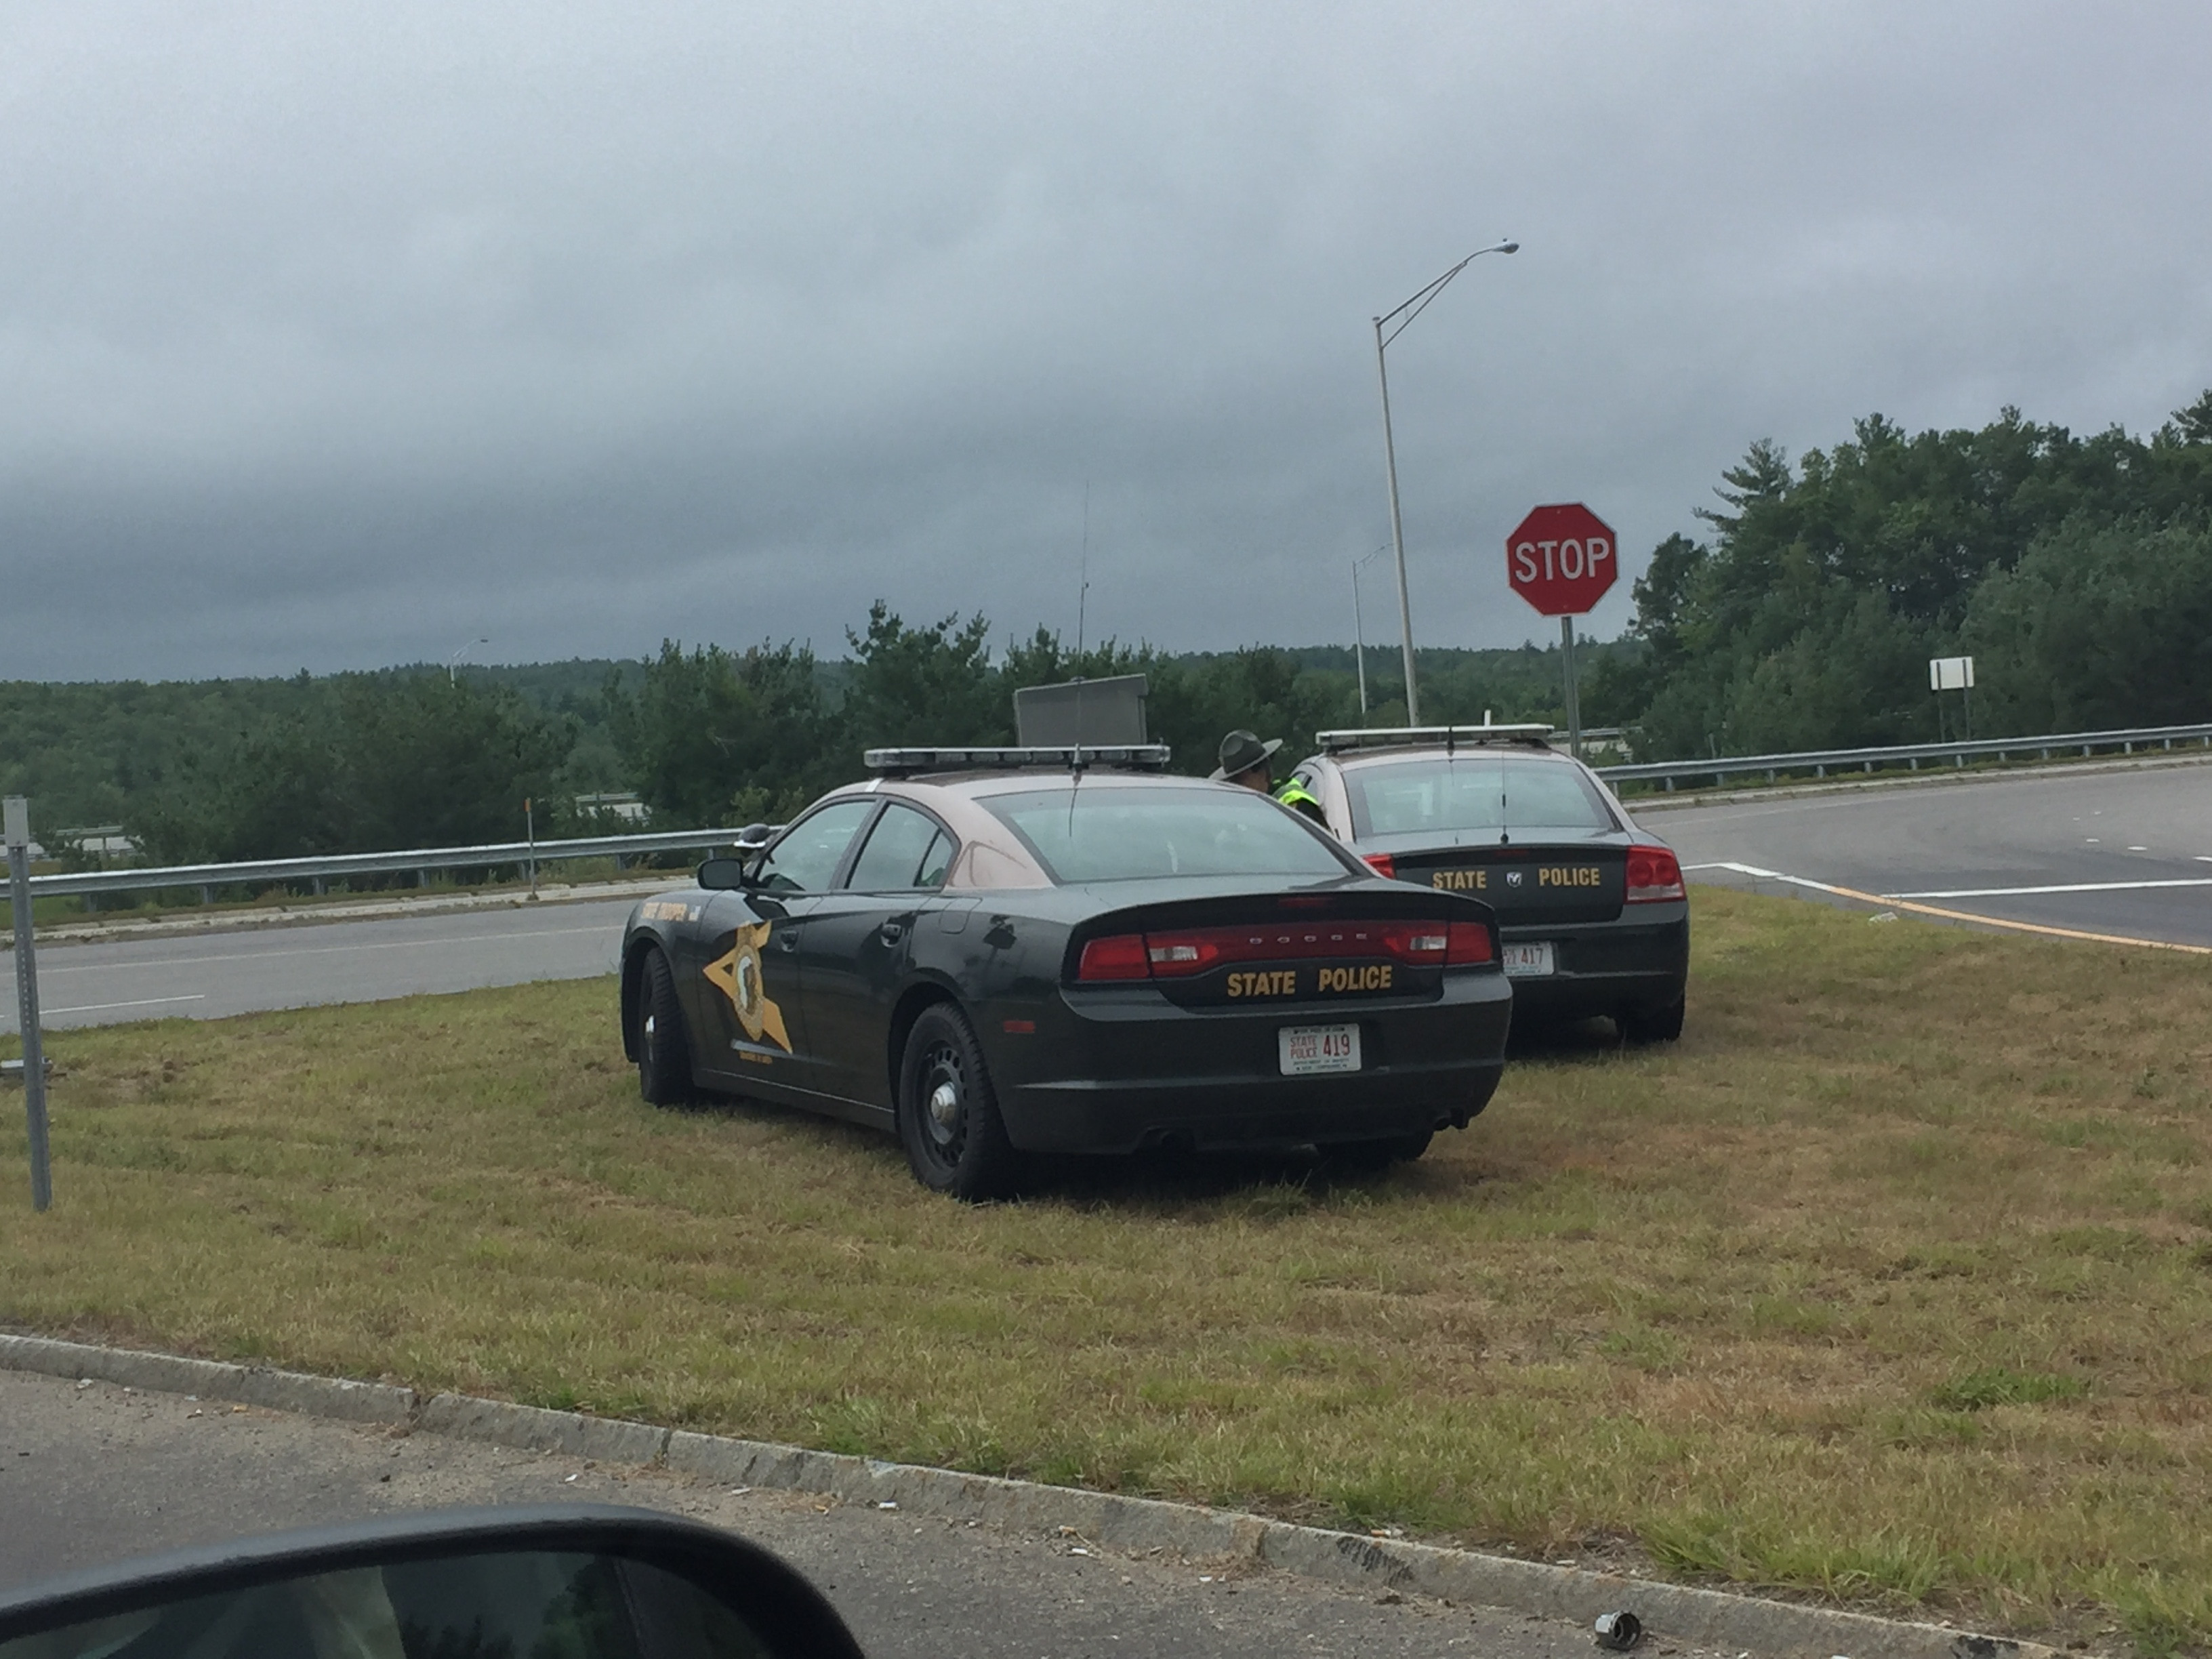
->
[1624,844,1685,903]
[1446,921,1494,964]
[1072,918,1476,980]
[1362,851,1396,880]
[1076,934,1150,980]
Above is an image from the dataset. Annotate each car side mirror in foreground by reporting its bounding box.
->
[0,1505,865,1659]
[696,857,751,890]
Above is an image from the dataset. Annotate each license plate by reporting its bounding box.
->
[1501,941,1556,978]
[1279,1023,1361,1076]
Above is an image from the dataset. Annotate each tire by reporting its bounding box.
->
[1323,1130,1433,1172]
[636,949,696,1106]
[1620,994,1685,1044]
[897,1003,1022,1201]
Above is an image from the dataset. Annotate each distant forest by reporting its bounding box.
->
[0,625,1629,861]
[7,388,2207,863]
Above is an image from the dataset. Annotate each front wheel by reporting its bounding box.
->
[897,1004,1022,1201]
[636,949,695,1105]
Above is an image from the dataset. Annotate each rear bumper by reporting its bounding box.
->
[1498,907,1687,1018]
[993,972,1513,1155]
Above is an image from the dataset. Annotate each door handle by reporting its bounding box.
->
[777,930,800,953]
[879,921,905,943]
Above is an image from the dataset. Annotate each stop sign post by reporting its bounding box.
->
[1507,504,1618,758]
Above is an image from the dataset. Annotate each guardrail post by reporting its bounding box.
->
[5,797,53,1212]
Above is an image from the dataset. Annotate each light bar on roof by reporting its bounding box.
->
[1315,724,1556,756]
[863,743,1173,777]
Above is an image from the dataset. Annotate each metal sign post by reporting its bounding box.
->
[1929,656,1976,742]
[525,799,538,900]
[5,796,52,1211]
[1559,615,1582,759]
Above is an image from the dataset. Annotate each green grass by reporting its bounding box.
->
[5,886,2212,1651]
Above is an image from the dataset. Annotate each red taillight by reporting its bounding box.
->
[1076,933,1151,980]
[1445,921,1494,964]
[1362,851,1396,880]
[1073,918,1477,980]
[1624,844,1685,903]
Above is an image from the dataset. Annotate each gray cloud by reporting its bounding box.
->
[4,1,2209,679]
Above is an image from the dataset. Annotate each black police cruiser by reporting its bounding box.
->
[619,743,1513,1200]
[1282,726,1688,1041]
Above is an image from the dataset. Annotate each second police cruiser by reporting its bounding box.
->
[1211,729,1326,825]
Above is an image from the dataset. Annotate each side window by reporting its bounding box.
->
[846,802,957,892]
[756,800,876,894]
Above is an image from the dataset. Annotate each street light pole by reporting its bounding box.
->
[1350,544,1387,719]
[1372,239,1517,726]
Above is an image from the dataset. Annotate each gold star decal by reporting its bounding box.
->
[703,921,790,1052]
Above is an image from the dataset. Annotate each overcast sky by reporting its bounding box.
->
[5,1,2209,681]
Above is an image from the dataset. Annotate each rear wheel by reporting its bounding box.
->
[1323,1129,1433,1172]
[898,1003,1021,1201]
[1620,994,1685,1044]
[636,949,695,1105]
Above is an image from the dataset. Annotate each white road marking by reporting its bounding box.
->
[43,995,208,1015]
[1680,861,2212,952]
[2129,845,2149,851]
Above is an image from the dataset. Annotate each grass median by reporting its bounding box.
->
[5,887,2211,1652]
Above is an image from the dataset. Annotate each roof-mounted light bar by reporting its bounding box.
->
[863,743,1174,777]
[1315,724,1556,756]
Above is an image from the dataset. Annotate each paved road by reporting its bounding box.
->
[1645,758,2212,947]
[12,760,2208,1038]
[0,899,634,1033]
[0,1370,1681,1659]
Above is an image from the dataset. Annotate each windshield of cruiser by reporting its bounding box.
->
[983,784,1353,883]
[1343,755,1617,840]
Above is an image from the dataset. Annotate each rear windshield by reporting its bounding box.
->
[1343,755,1618,839]
[982,785,1355,884]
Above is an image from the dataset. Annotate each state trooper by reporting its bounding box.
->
[1210,729,1326,825]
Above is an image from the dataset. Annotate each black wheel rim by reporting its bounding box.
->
[916,1038,966,1166]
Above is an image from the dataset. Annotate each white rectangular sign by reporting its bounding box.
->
[1929,655,1975,692]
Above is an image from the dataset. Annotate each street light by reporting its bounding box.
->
[447,636,489,685]
[1350,544,1389,718]
[1373,238,1517,725]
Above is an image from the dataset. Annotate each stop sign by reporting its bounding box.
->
[1507,504,1618,617]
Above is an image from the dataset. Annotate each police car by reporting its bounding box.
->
[1282,726,1688,1040]
[619,743,1514,1200]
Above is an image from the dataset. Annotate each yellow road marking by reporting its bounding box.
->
[1822,880,2212,955]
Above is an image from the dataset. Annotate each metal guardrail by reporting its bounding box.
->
[17,826,747,901]
[1595,722,2212,792]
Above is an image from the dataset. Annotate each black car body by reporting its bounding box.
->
[1285,726,1688,1040]
[619,747,1513,1197]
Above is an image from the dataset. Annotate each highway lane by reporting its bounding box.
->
[0,897,634,1033]
[1642,758,2212,947]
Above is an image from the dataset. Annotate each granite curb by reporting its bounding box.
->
[1,1332,2052,1659]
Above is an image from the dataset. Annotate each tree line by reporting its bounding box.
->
[1589,391,2212,756]
[1,627,1630,863]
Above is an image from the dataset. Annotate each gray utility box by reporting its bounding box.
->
[1012,675,1149,746]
